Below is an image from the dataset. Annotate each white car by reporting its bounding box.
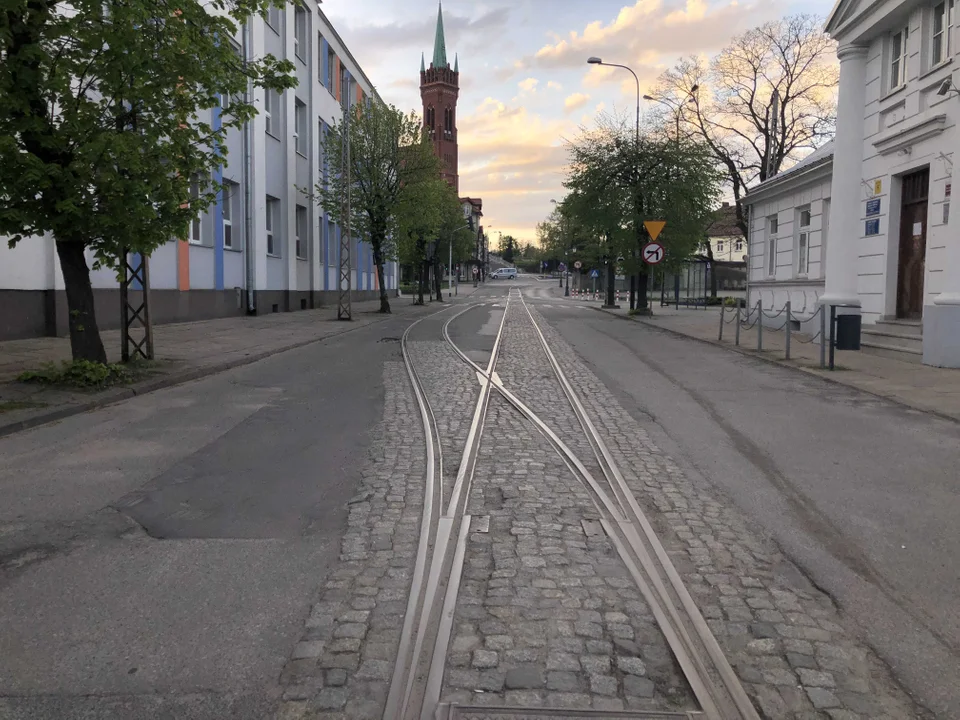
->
[491,268,518,279]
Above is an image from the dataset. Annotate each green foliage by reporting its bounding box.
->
[18,359,131,388]
[0,0,296,262]
[561,114,724,274]
[316,101,442,308]
[499,235,517,263]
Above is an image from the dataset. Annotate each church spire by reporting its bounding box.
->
[432,2,448,69]
[421,52,425,73]
[454,53,459,73]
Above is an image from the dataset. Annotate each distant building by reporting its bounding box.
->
[706,202,747,263]
[0,4,396,341]
[420,3,486,279]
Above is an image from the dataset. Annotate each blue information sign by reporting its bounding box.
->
[866,198,881,217]
[865,219,880,236]
[590,269,600,278]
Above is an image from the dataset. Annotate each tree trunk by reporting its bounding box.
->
[637,269,649,312]
[704,240,718,299]
[629,274,636,311]
[434,262,443,303]
[56,240,108,364]
[372,246,391,313]
[605,261,616,306]
[417,261,426,305]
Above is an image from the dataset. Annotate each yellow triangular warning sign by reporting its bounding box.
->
[644,220,666,241]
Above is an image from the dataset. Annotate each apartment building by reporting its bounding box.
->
[0,3,395,341]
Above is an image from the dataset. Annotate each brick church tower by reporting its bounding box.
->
[420,2,459,192]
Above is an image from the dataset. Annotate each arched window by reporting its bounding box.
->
[426,106,435,130]
[444,107,453,133]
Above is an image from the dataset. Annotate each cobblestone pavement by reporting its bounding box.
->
[276,297,926,720]
[277,361,426,720]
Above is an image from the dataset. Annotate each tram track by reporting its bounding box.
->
[388,289,760,720]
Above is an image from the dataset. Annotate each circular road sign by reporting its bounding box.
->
[574,260,582,269]
[642,242,665,265]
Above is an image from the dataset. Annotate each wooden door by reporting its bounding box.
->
[897,169,929,319]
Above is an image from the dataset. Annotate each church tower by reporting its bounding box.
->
[420,2,459,192]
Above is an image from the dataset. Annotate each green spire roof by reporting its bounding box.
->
[432,2,448,69]
[421,52,425,73]
[454,53,459,73]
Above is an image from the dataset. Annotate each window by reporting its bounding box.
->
[317,32,324,81]
[796,206,811,276]
[266,196,279,256]
[223,181,237,249]
[767,215,778,277]
[933,1,954,65]
[735,240,744,252]
[296,205,307,259]
[327,47,336,91]
[717,240,725,253]
[294,99,306,155]
[188,176,202,244]
[340,65,349,109]
[890,27,908,90]
[264,88,279,136]
[294,6,307,61]
[264,4,280,32]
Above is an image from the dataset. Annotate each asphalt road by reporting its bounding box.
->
[520,279,960,718]
[0,309,422,719]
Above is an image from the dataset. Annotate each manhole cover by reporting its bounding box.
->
[438,706,700,720]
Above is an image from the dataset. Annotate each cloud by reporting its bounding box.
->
[547,81,563,91]
[564,92,591,113]
[505,0,784,82]
[518,77,539,93]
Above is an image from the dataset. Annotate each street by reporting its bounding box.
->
[0,275,955,719]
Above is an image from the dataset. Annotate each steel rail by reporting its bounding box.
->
[516,294,760,720]
[384,304,459,720]
[387,293,513,720]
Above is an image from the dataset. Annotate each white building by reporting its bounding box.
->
[744,142,834,337]
[822,0,960,366]
[0,4,397,341]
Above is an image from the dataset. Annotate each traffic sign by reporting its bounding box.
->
[644,220,666,241]
[558,262,566,271]
[642,242,665,265]
[574,261,582,269]
[590,269,600,278]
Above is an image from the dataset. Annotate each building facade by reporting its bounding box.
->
[706,203,747,263]
[744,142,834,335]
[0,3,396,342]
[420,4,460,193]
[823,0,959,366]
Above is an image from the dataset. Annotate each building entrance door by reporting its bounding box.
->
[897,168,929,319]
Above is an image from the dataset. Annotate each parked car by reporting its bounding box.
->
[491,268,518,279]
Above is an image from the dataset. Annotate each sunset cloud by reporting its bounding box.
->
[564,93,591,113]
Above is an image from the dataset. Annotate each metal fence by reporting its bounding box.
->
[718,300,834,369]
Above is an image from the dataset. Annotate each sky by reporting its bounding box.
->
[320,0,836,245]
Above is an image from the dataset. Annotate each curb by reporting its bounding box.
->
[0,307,417,439]
[590,306,960,425]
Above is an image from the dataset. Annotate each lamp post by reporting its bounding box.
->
[551,199,565,287]
[642,85,698,142]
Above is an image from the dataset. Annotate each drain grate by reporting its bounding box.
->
[437,706,701,720]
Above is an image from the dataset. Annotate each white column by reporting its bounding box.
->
[820,44,869,309]
[923,105,960,366]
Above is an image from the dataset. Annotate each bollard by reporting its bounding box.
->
[829,305,836,370]
[785,301,792,360]
[735,305,741,346]
[718,304,725,341]
[757,299,763,352]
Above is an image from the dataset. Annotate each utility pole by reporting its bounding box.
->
[337,78,353,320]
[766,89,780,180]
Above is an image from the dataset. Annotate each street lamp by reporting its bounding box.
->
[588,57,639,150]
[551,199,565,288]
[643,85,698,141]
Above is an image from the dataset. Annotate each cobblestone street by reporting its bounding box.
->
[277,290,926,720]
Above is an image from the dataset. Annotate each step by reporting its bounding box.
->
[861,328,924,352]
[874,319,923,335]
[860,339,923,364]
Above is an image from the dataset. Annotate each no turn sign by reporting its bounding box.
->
[574,260,582,269]
[642,242,665,265]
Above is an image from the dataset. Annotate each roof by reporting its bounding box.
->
[706,203,743,239]
[433,2,448,69]
[744,141,835,200]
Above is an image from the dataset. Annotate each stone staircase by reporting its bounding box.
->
[861,319,923,364]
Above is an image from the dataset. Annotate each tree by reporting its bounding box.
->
[653,14,838,236]
[316,101,440,313]
[562,114,723,309]
[0,0,295,362]
[499,234,516,264]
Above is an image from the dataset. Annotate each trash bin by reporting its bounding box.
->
[835,314,861,350]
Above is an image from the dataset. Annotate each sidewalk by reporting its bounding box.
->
[0,295,441,437]
[595,304,960,423]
